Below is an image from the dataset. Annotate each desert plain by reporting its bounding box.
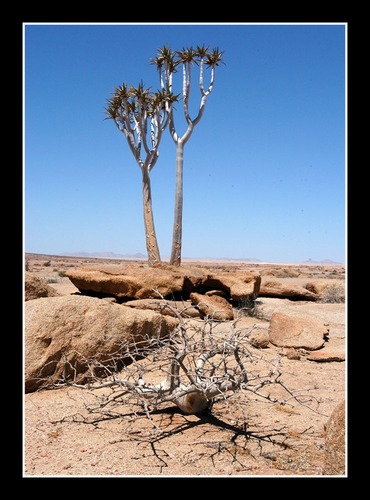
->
[23,253,346,478]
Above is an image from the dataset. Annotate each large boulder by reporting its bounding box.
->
[65,264,199,300]
[259,279,318,301]
[25,295,178,393]
[269,311,329,350]
[201,272,261,303]
[256,298,345,359]
[323,400,346,475]
[306,281,345,302]
[65,264,261,302]
[25,272,61,301]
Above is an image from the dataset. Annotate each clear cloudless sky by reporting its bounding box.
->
[24,22,346,263]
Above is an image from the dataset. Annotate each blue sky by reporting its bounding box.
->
[24,23,346,263]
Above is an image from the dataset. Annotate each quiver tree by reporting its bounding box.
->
[151,45,225,266]
[105,82,177,267]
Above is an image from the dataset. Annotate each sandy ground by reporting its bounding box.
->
[23,255,346,477]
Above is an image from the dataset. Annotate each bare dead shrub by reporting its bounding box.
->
[61,298,321,424]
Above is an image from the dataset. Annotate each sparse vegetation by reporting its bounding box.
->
[45,277,58,284]
[320,284,345,303]
[235,295,263,318]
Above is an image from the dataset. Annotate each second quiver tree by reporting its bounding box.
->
[151,45,225,266]
[105,82,177,267]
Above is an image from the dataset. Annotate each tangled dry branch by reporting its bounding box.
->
[67,299,321,419]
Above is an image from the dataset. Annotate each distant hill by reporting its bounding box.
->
[29,251,343,265]
[183,256,263,263]
[61,251,147,260]
[58,252,263,262]
[302,259,343,265]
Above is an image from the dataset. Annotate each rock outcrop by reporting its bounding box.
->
[306,281,345,302]
[65,264,261,302]
[323,400,346,475]
[25,272,61,301]
[259,279,318,301]
[24,263,346,399]
[66,265,197,299]
[201,273,261,302]
[269,311,329,350]
[25,295,178,393]
[124,299,201,318]
[189,292,234,321]
[307,351,345,362]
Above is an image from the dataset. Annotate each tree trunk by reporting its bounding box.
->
[170,140,184,266]
[142,168,161,267]
[174,390,209,414]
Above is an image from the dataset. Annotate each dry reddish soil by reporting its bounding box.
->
[23,254,346,478]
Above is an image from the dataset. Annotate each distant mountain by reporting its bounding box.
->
[184,256,262,263]
[49,252,343,265]
[59,252,263,262]
[216,257,262,262]
[60,251,147,260]
[302,258,344,265]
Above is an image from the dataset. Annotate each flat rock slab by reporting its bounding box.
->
[255,298,345,325]
[65,264,261,301]
[189,292,234,321]
[124,299,201,318]
[66,265,196,299]
[259,279,318,301]
[307,351,345,362]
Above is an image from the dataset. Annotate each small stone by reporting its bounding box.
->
[286,348,301,360]
[307,350,345,362]
[249,329,269,348]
